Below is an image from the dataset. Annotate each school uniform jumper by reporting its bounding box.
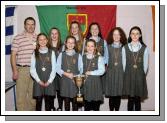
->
[83,54,104,111]
[123,44,148,111]
[105,44,124,111]
[33,49,56,111]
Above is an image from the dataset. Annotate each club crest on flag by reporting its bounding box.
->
[67,14,88,35]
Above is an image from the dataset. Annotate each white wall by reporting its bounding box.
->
[5,5,155,111]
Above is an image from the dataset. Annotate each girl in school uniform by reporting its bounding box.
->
[122,26,149,111]
[83,39,105,111]
[69,21,85,109]
[84,22,108,65]
[30,33,56,111]
[57,35,83,111]
[69,21,84,54]
[48,27,63,111]
[61,21,84,55]
[105,27,127,111]
[84,22,109,93]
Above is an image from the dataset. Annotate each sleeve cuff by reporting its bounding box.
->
[60,70,64,76]
[90,71,94,75]
[36,78,41,83]
[47,79,52,84]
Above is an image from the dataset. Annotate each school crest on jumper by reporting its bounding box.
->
[67,14,88,35]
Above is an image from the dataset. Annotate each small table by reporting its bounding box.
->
[5,81,17,111]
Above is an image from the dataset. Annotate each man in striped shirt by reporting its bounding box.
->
[11,17,37,111]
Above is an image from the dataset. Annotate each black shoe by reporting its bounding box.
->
[51,107,56,111]
[57,107,62,111]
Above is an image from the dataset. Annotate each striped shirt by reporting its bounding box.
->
[11,31,37,66]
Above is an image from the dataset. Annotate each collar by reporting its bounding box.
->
[39,47,48,53]
[112,42,122,48]
[130,41,141,47]
[90,36,100,42]
[86,53,94,59]
[65,49,76,56]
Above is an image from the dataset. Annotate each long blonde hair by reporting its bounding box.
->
[69,21,84,52]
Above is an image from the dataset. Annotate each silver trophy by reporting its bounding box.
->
[73,74,85,103]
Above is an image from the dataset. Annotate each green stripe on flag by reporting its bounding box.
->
[36,5,77,42]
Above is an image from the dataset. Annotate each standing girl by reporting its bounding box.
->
[30,33,56,111]
[69,21,84,55]
[48,27,63,111]
[105,27,127,111]
[83,39,105,111]
[85,22,108,65]
[84,22,109,93]
[122,26,149,111]
[57,36,83,111]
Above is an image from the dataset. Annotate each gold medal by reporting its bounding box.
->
[114,47,119,67]
[46,57,50,62]
[42,67,46,71]
[138,57,141,62]
[73,58,76,64]
[39,53,49,72]
[133,64,137,69]
[98,46,103,53]
[114,62,118,66]
[130,43,139,70]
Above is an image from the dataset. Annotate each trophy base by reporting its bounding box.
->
[76,96,84,103]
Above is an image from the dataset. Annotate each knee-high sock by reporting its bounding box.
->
[128,96,135,111]
[36,96,42,111]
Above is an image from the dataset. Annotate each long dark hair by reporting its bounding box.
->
[69,21,84,52]
[107,27,127,45]
[128,26,146,46]
[48,27,61,50]
[35,33,50,58]
[64,35,78,52]
[86,22,103,40]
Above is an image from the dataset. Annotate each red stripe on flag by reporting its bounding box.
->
[76,5,117,41]
[68,15,86,24]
